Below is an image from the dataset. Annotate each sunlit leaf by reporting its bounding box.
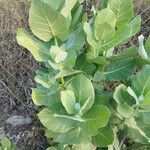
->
[113,84,135,118]
[29,0,68,41]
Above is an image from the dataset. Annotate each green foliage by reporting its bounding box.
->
[16,0,150,149]
[0,137,16,150]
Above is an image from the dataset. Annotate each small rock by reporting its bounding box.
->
[6,116,32,127]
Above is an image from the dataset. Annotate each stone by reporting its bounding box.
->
[6,116,32,127]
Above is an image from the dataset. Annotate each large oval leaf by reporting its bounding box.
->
[92,126,114,147]
[98,16,141,51]
[61,90,76,114]
[126,117,150,144]
[29,0,68,42]
[60,128,91,145]
[113,84,135,118]
[66,25,85,54]
[38,108,77,133]
[105,58,136,81]
[108,0,134,27]
[80,105,110,135]
[132,65,150,96]
[68,74,95,115]
[32,84,63,113]
[16,28,50,62]
[35,70,56,88]
[84,22,98,51]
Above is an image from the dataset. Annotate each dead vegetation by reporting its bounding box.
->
[0,0,150,149]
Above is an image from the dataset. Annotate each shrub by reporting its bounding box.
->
[16,0,150,149]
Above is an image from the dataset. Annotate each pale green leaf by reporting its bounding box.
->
[138,104,150,112]
[50,46,68,64]
[56,67,82,79]
[32,84,62,111]
[45,130,67,143]
[38,108,77,133]
[79,0,84,3]
[61,0,78,17]
[68,74,95,115]
[125,117,150,143]
[62,49,77,68]
[145,36,150,56]
[55,51,68,64]
[16,28,50,62]
[143,91,150,104]
[138,111,150,125]
[98,16,141,51]
[1,137,12,150]
[71,5,83,29]
[60,128,91,145]
[48,48,77,70]
[41,0,65,10]
[135,57,150,67]
[29,0,68,41]
[92,56,107,65]
[138,35,148,59]
[105,58,136,81]
[83,22,98,50]
[127,127,150,144]
[108,0,134,27]
[94,23,115,42]
[34,70,56,88]
[61,90,76,114]
[110,46,138,61]
[106,48,114,58]
[79,97,93,116]
[95,7,116,28]
[66,25,85,54]
[129,15,141,35]
[92,126,114,147]
[127,87,139,104]
[72,143,95,150]
[132,65,150,96]
[113,84,135,118]
[94,94,111,106]
[81,105,110,135]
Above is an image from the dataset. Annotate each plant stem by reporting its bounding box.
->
[54,37,58,46]
[61,76,65,86]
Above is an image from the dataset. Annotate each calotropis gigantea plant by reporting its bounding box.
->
[16,0,150,149]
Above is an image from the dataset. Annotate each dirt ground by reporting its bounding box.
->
[0,0,150,149]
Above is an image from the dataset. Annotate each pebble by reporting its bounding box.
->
[6,116,32,127]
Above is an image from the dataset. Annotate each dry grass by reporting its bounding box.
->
[0,0,150,149]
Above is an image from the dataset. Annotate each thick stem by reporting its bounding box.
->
[61,76,65,86]
[54,37,58,46]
